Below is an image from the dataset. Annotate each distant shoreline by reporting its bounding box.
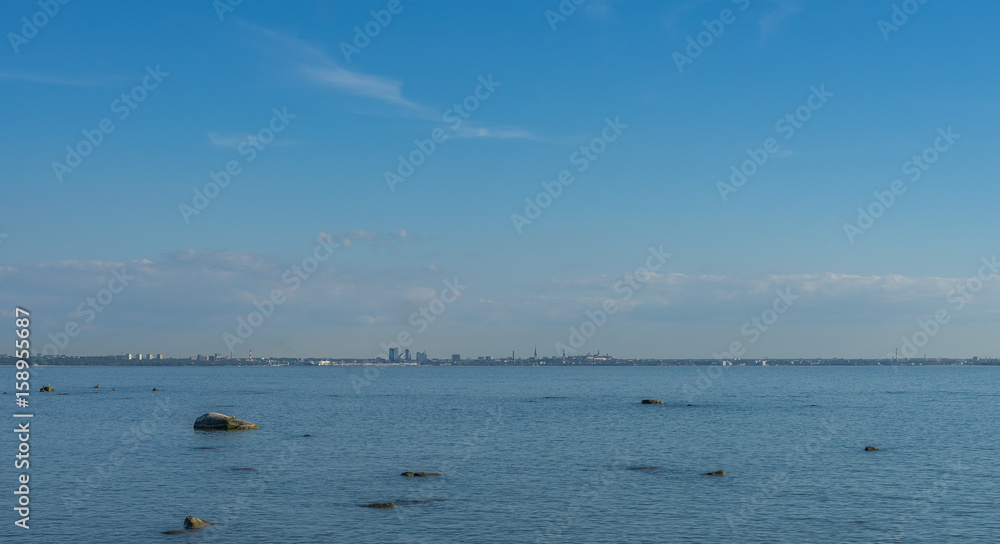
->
[3,356,996,368]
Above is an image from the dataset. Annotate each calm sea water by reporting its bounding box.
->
[3,365,998,543]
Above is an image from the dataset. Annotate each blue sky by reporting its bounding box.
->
[3,0,1000,359]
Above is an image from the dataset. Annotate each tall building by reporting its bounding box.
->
[137,353,145,360]
[452,354,460,362]
[389,348,398,363]
[416,351,428,362]
[404,348,410,362]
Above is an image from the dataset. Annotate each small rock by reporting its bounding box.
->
[810,404,818,407]
[58,393,69,396]
[864,446,879,451]
[401,471,442,477]
[361,502,397,508]
[162,530,187,534]
[194,412,259,430]
[641,399,664,404]
[183,516,213,529]
[152,388,159,391]
[93,385,100,388]
[40,386,54,392]
[687,404,696,406]
[703,470,726,476]
[303,434,312,437]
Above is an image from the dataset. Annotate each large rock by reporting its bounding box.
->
[39,386,54,392]
[703,470,726,476]
[183,516,213,529]
[864,446,879,451]
[401,471,442,477]
[641,399,664,404]
[194,412,259,430]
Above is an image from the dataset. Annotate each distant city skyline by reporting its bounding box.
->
[4,1,1000,359]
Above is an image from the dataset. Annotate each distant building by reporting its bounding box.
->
[389,348,398,363]
[127,354,134,360]
[452,354,460,362]
[416,351,428,362]
[156,354,163,360]
[137,353,145,360]
[404,348,410,362]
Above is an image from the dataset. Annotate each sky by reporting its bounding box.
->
[2,0,999,359]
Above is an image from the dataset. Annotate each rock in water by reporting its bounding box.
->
[703,470,726,476]
[401,471,442,477]
[183,516,213,529]
[641,399,664,404]
[162,530,186,534]
[193,412,259,430]
[361,502,397,508]
[864,446,879,451]
[39,386,54,392]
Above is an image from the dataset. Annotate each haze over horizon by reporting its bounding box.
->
[4,0,1000,359]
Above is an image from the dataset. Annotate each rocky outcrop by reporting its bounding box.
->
[864,446,879,451]
[401,471,442,477]
[183,516,213,529]
[193,412,259,430]
[703,470,726,476]
[39,386,54,392]
[641,399,664,404]
[361,502,397,508]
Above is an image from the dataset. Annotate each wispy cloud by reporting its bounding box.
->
[238,21,416,109]
[315,229,419,249]
[238,22,541,140]
[0,72,108,87]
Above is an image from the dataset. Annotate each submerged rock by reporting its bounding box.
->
[401,471,442,477]
[40,386,54,392]
[162,530,186,535]
[864,446,879,451]
[703,470,726,476]
[641,399,664,404]
[94,385,100,388]
[183,516,213,529]
[627,466,661,470]
[361,502,397,508]
[194,412,259,430]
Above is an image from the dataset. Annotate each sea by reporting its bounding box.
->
[2,365,997,543]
